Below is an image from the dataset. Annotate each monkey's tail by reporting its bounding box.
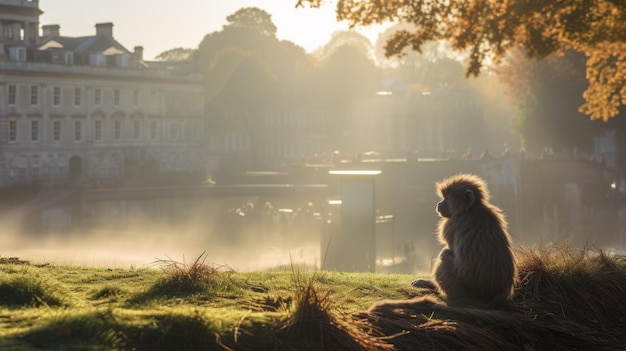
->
[367,295,518,325]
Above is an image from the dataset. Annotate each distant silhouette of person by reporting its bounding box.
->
[463,149,472,159]
[502,144,511,158]
[262,201,277,242]
[519,147,527,159]
[480,148,492,159]
[540,147,554,160]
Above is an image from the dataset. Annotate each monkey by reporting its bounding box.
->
[410,173,516,308]
[368,174,517,326]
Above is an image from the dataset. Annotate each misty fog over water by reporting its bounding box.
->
[2,194,328,271]
[3,157,624,273]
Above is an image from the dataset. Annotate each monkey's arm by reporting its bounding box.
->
[433,249,468,301]
[412,248,452,290]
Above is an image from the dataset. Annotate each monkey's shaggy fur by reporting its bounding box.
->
[358,246,626,351]
[432,173,517,307]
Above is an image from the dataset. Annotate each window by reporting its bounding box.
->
[31,120,39,142]
[8,120,17,142]
[150,91,158,107]
[17,48,26,61]
[133,90,139,106]
[8,85,16,105]
[114,89,120,106]
[169,123,181,141]
[94,120,102,141]
[53,87,61,106]
[64,52,73,64]
[53,120,61,142]
[92,53,106,66]
[74,87,82,106]
[114,120,122,140]
[4,26,14,40]
[94,88,102,105]
[133,120,140,139]
[117,54,130,68]
[74,121,82,141]
[150,120,158,139]
[30,85,38,106]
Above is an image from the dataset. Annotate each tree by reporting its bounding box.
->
[198,8,315,169]
[374,24,462,67]
[205,49,279,168]
[296,0,626,121]
[315,30,373,60]
[224,7,277,38]
[196,25,276,71]
[498,50,601,153]
[196,7,309,82]
[309,33,381,109]
[207,50,278,112]
[154,47,195,61]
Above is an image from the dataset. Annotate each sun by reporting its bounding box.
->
[260,1,351,52]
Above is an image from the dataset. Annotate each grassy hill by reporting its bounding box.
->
[1,246,626,350]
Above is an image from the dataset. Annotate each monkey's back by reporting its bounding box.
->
[441,204,516,306]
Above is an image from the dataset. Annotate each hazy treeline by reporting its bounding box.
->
[158,7,626,159]
[159,8,518,156]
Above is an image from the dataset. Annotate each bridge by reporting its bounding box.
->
[80,183,336,201]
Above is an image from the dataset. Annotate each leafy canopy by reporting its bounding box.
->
[155,47,195,61]
[297,0,626,121]
[224,7,277,38]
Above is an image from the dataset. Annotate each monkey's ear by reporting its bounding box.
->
[464,189,475,205]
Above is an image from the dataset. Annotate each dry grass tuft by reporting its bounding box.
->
[274,266,393,351]
[150,251,235,297]
[515,244,626,324]
[244,295,293,312]
[235,265,393,351]
[0,256,30,265]
[357,244,626,351]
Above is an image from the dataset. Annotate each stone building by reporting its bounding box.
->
[326,88,485,158]
[0,0,206,187]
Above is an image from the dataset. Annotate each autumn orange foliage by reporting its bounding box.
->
[297,0,626,120]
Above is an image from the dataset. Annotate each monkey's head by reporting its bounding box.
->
[435,174,490,218]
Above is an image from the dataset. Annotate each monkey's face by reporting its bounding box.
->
[437,188,476,218]
[436,199,452,218]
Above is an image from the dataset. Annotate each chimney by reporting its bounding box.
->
[95,22,114,38]
[134,46,144,61]
[42,24,60,37]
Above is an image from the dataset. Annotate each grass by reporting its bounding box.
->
[131,251,240,303]
[1,245,626,350]
[0,253,413,350]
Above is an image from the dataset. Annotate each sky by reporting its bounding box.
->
[38,0,388,60]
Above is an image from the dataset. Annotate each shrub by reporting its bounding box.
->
[0,275,63,307]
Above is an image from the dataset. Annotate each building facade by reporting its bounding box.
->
[207,87,486,173]
[343,89,485,157]
[0,0,206,187]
